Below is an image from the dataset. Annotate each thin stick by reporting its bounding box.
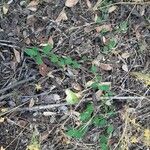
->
[100,1,150,9]
[0,76,35,95]
[9,103,69,112]
[0,42,20,49]
[0,93,14,101]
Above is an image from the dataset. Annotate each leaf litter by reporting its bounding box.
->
[0,0,149,150]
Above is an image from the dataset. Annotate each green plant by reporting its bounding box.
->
[26,129,40,150]
[117,21,128,33]
[66,101,115,149]
[95,0,112,24]
[102,38,117,54]
[25,45,80,69]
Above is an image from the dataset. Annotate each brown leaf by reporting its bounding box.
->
[95,90,103,100]
[17,120,27,127]
[0,117,5,123]
[72,83,82,91]
[26,15,36,26]
[99,63,113,71]
[121,52,130,59]
[13,49,21,63]
[95,24,112,32]
[85,0,92,8]
[56,9,68,22]
[27,0,39,12]
[48,36,54,46]
[3,3,9,14]
[39,63,50,77]
[108,5,117,13]
[122,64,128,72]
[65,0,79,7]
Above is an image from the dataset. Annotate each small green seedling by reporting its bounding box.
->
[102,38,117,54]
[25,47,43,65]
[66,103,115,149]
[118,21,128,33]
[25,45,80,69]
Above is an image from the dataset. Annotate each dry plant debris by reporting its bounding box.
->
[0,0,149,149]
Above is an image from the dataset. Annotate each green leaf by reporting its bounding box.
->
[50,54,59,63]
[42,44,53,55]
[98,84,110,91]
[91,82,98,89]
[119,21,128,33]
[107,124,114,134]
[107,111,115,117]
[108,39,117,50]
[58,59,65,67]
[66,126,88,139]
[64,57,73,65]
[25,47,39,57]
[35,54,43,65]
[99,135,108,144]
[92,116,107,127]
[101,143,109,150]
[65,89,80,104]
[91,65,97,74]
[71,61,80,69]
[80,103,94,122]
[96,16,102,24]
[95,75,102,82]
[102,46,110,54]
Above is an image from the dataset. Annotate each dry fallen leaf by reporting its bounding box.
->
[39,63,50,77]
[108,5,117,13]
[0,117,5,123]
[48,36,54,47]
[27,0,39,12]
[13,49,21,63]
[95,24,112,32]
[86,80,94,87]
[0,146,5,150]
[121,52,130,59]
[72,82,82,91]
[65,0,79,7]
[95,90,103,100]
[99,63,113,71]
[85,0,92,8]
[122,64,128,72]
[56,9,68,22]
[1,108,8,112]
[3,3,9,14]
[17,120,27,127]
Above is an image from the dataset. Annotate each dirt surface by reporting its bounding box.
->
[0,0,150,150]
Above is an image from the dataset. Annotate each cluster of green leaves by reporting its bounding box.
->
[66,103,114,150]
[90,65,112,92]
[96,0,112,23]
[102,38,117,54]
[25,45,80,69]
[117,21,128,33]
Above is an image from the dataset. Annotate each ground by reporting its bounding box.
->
[0,0,150,150]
